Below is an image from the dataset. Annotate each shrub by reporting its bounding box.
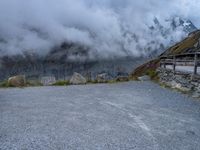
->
[145,69,158,80]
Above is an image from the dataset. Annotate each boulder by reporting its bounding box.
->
[138,75,150,81]
[170,81,181,89]
[8,75,26,87]
[41,76,56,86]
[96,73,109,83]
[70,72,87,85]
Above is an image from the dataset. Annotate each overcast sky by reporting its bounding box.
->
[0,0,199,58]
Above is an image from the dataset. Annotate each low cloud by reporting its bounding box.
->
[0,0,199,59]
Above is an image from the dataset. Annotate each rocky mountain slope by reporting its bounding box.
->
[161,30,200,56]
[0,18,197,81]
[131,29,200,78]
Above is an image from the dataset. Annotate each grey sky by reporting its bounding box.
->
[0,0,199,58]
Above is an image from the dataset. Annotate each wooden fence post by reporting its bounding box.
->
[194,53,198,75]
[162,60,166,68]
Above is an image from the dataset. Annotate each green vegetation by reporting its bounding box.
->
[0,79,42,88]
[0,80,9,87]
[131,59,160,81]
[145,69,159,80]
[0,80,15,88]
[107,80,118,84]
[88,78,131,84]
[26,80,43,87]
[52,80,70,86]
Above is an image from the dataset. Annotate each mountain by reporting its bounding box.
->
[131,17,198,57]
[0,17,198,81]
[170,17,197,33]
[131,30,200,78]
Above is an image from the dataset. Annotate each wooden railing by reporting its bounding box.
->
[160,52,200,75]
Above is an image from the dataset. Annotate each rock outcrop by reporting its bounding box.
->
[70,72,87,85]
[8,75,26,87]
[96,73,109,83]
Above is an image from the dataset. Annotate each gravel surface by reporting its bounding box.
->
[0,81,200,150]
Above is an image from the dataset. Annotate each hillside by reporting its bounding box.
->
[161,30,200,56]
[132,30,200,78]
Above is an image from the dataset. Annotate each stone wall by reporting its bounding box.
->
[157,68,200,98]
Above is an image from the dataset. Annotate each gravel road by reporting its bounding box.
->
[0,81,200,150]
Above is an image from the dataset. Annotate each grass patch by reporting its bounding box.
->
[107,80,118,84]
[0,80,10,88]
[164,31,200,55]
[52,80,70,86]
[26,80,43,87]
[88,79,119,84]
[0,80,16,88]
[87,80,99,84]
[131,59,160,80]
[145,69,159,80]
